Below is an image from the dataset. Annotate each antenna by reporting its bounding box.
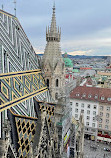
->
[13,0,16,17]
[2,4,4,10]
[53,0,55,8]
[54,0,55,6]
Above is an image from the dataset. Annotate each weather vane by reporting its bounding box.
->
[13,0,16,16]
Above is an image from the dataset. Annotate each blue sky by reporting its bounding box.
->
[1,0,111,56]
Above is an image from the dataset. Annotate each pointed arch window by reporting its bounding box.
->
[56,79,59,87]
[46,79,49,87]
[55,93,58,100]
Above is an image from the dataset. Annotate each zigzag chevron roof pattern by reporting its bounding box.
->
[0,9,52,137]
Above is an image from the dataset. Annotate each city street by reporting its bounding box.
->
[84,139,111,158]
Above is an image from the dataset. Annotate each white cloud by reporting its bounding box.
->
[61,36,111,56]
[67,50,93,56]
[34,47,44,54]
[62,37,111,49]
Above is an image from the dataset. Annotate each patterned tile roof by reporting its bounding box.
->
[70,86,111,104]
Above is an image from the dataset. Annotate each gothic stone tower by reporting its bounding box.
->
[42,5,65,101]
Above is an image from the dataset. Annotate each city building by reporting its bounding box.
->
[107,56,111,66]
[97,71,111,79]
[70,86,99,140]
[63,52,73,71]
[70,86,111,142]
[95,71,111,88]
[97,89,111,142]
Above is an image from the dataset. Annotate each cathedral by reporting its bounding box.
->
[0,4,84,158]
[0,6,60,158]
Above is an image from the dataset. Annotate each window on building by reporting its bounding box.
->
[93,105,96,109]
[93,111,96,115]
[81,109,84,113]
[100,106,103,111]
[107,98,111,101]
[92,123,95,127]
[106,113,110,118]
[75,114,78,118]
[91,129,96,132]
[86,122,89,126]
[88,95,92,98]
[55,93,58,100]
[87,104,90,108]
[100,112,103,117]
[95,95,98,99]
[99,124,102,128]
[75,109,78,113]
[76,93,80,97]
[101,96,105,100]
[46,79,49,87]
[99,118,102,123]
[105,125,108,129]
[87,116,90,120]
[87,110,90,114]
[81,103,84,108]
[56,79,59,87]
[85,127,89,131]
[83,93,86,97]
[76,103,78,107]
[93,117,95,121]
[106,119,109,124]
[106,107,110,111]
[70,102,72,105]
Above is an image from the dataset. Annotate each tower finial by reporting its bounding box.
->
[53,0,55,13]
[53,0,55,8]
[13,0,17,16]
[46,3,60,42]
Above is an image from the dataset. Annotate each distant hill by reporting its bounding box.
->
[37,54,107,59]
[37,54,43,57]
[64,55,107,59]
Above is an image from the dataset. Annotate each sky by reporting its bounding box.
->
[1,0,111,56]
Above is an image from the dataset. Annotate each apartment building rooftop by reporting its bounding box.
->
[70,86,111,104]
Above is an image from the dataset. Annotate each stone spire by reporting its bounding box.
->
[42,4,65,101]
[42,4,63,71]
[50,4,57,33]
[46,4,61,42]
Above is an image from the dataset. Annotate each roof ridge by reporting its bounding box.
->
[70,86,111,104]
[0,9,16,18]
